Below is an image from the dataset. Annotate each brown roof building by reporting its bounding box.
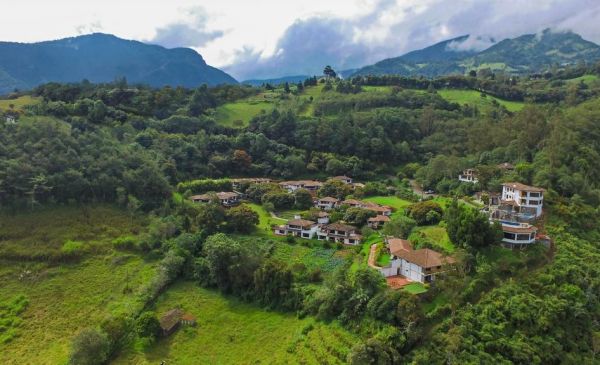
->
[160,309,183,336]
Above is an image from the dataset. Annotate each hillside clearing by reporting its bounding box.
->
[114,282,358,365]
[438,89,525,112]
[0,95,40,112]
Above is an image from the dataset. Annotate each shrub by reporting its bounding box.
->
[406,201,443,225]
[136,312,161,339]
[111,236,137,251]
[61,240,85,256]
[69,328,110,365]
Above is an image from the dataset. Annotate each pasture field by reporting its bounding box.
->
[114,282,359,365]
[438,89,525,112]
[0,205,143,259]
[566,74,599,85]
[214,98,272,128]
[0,205,154,364]
[0,95,40,112]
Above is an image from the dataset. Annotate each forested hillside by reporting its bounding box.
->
[353,30,600,77]
[2,62,600,364]
[0,33,237,94]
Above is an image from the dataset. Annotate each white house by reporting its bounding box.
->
[367,215,390,229]
[458,169,479,183]
[315,211,330,225]
[501,182,544,218]
[190,192,240,207]
[279,180,323,193]
[331,176,353,184]
[317,223,362,245]
[500,223,538,249]
[384,238,455,283]
[273,218,318,239]
[316,197,339,210]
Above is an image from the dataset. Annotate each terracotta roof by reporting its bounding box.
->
[181,313,196,322]
[318,197,339,202]
[364,205,392,213]
[368,215,390,222]
[323,223,357,232]
[341,199,362,206]
[316,211,330,217]
[287,219,316,228]
[160,308,183,331]
[332,176,352,181]
[501,224,537,234]
[388,238,413,256]
[502,182,545,192]
[393,248,455,268]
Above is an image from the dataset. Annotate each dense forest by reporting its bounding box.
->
[2,63,600,364]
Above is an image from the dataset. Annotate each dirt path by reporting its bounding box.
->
[368,244,380,269]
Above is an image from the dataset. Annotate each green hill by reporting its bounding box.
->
[353,30,600,77]
[0,33,237,94]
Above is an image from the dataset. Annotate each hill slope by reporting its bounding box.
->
[353,30,600,77]
[0,33,237,93]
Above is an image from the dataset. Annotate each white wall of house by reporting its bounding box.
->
[502,186,544,217]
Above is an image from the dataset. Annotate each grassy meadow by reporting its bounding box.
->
[0,95,40,112]
[438,89,525,112]
[114,282,358,365]
[0,205,155,364]
[0,205,143,260]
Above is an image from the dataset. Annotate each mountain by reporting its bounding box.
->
[242,75,310,87]
[352,30,600,77]
[352,35,478,77]
[0,33,237,94]
[463,29,600,73]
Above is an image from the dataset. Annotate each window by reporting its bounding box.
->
[517,234,531,241]
[504,232,516,240]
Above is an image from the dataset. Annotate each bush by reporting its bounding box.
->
[69,328,110,365]
[111,236,137,251]
[136,312,161,339]
[407,201,443,225]
[176,178,232,194]
[61,240,85,257]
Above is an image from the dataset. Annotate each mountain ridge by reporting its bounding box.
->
[352,30,600,78]
[0,33,237,94]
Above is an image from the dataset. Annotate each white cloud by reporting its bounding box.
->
[1,0,599,80]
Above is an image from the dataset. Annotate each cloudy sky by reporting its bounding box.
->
[3,0,600,80]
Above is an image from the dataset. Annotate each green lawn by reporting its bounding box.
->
[0,95,40,112]
[403,282,428,294]
[438,89,525,113]
[411,225,455,253]
[375,242,391,267]
[214,99,272,128]
[566,74,599,85]
[363,196,412,216]
[246,203,284,237]
[114,282,359,365]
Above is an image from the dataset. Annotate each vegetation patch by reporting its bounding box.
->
[114,282,358,365]
[438,89,525,112]
[403,282,427,294]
